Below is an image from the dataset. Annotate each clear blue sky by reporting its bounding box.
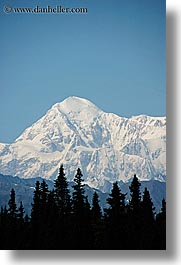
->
[0,0,166,143]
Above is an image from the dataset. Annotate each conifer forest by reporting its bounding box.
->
[0,165,166,250]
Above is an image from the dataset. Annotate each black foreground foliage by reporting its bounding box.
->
[0,165,166,250]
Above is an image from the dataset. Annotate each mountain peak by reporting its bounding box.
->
[53,96,99,110]
[0,96,166,190]
[52,96,102,121]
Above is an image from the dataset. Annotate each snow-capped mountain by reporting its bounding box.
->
[0,96,166,192]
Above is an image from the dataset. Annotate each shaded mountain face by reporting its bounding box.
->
[0,96,166,192]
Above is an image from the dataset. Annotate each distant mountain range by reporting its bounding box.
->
[0,96,166,192]
[0,174,166,214]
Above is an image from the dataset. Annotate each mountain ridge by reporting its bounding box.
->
[0,96,166,192]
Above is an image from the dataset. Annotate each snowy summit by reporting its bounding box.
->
[0,96,166,192]
[51,96,102,123]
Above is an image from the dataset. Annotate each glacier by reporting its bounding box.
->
[0,96,166,192]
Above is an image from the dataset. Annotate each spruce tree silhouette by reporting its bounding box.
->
[142,187,155,223]
[8,188,17,219]
[128,174,142,249]
[91,192,102,222]
[54,164,71,216]
[31,180,41,248]
[54,164,71,249]
[31,181,41,222]
[72,168,85,216]
[39,180,50,249]
[106,182,126,219]
[140,187,155,249]
[155,198,166,249]
[17,201,25,225]
[40,180,49,207]
[91,191,103,249]
[160,198,166,219]
[7,188,18,249]
[0,206,9,249]
[16,201,26,248]
[129,174,141,214]
[45,190,59,248]
[105,181,127,249]
[72,168,92,249]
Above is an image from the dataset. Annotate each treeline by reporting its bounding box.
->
[0,165,166,250]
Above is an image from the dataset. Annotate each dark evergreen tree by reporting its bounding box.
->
[16,201,26,248]
[46,189,58,229]
[72,168,85,216]
[142,187,155,223]
[84,196,92,228]
[17,201,25,225]
[106,182,126,220]
[40,180,49,206]
[31,181,41,222]
[30,180,41,248]
[24,214,30,224]
[47,189,58,220]
[154,198,166,249]
[1,206,8,223]
[8,188,17,219]
[156,198,166,223]
[129,174,141,214]
[138,187,156,249]
[45,189,60,249]
[160,198,166,219]
[54,164,71,216]
[104,181,127,249]
[0,206,8,228]
[84,195,94,248]
[39,179,49,225]
[127,175,142,249]
[53,165,72,249]
[71,168,93,249]
[91,192,102,222]
[0,206,5,225]
[0,206,9,249]
[6,189,18,248]
[91,192,104,249]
